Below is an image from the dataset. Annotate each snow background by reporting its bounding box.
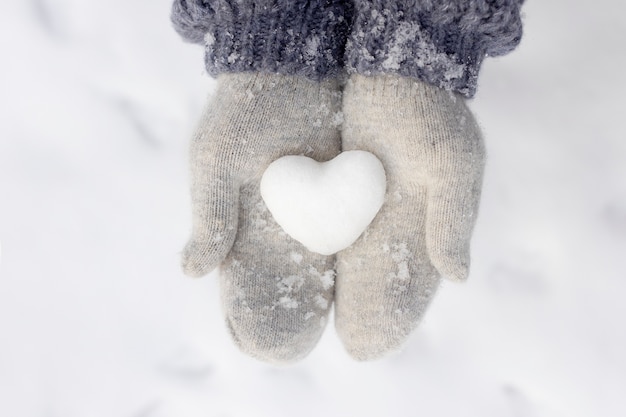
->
[1,1,625,416]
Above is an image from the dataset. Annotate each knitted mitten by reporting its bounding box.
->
[334,0,524,361]
[183,73,341,363]
[171,0,351,363]
[335,74,485,360]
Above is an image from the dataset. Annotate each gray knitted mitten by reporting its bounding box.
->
[183,73,341,363]
[335,74,485,360]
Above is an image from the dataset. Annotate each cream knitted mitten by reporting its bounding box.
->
[336,74,485,360]
[183,73,341,363]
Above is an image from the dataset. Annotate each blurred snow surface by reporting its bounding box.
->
[1,1,625,416]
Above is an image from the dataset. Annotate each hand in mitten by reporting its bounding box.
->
[183,73,341,363]
[336,74,485,360]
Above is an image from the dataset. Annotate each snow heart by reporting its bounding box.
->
[260,151,386,255]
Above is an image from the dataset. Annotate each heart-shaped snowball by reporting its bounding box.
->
[260,150,386,255]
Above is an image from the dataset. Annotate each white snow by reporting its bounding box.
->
[387,243,411,283]
[260,151,386,255]
[1,1,626,417]
[278,297,298,309]
[314,294,329,310]
[290,251,303,264]
[318,269,335,290]
[277,275,305,295]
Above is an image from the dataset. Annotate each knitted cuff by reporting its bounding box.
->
[345,0,524,97]
[171,0,352,81]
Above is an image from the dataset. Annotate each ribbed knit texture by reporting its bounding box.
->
[335,74,485,360]
[183,73,342,363]
[345,0,524,97]
[171,0,353,80]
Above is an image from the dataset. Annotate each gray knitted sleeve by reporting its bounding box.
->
[171,0,353,80]
[345,0,525,97]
